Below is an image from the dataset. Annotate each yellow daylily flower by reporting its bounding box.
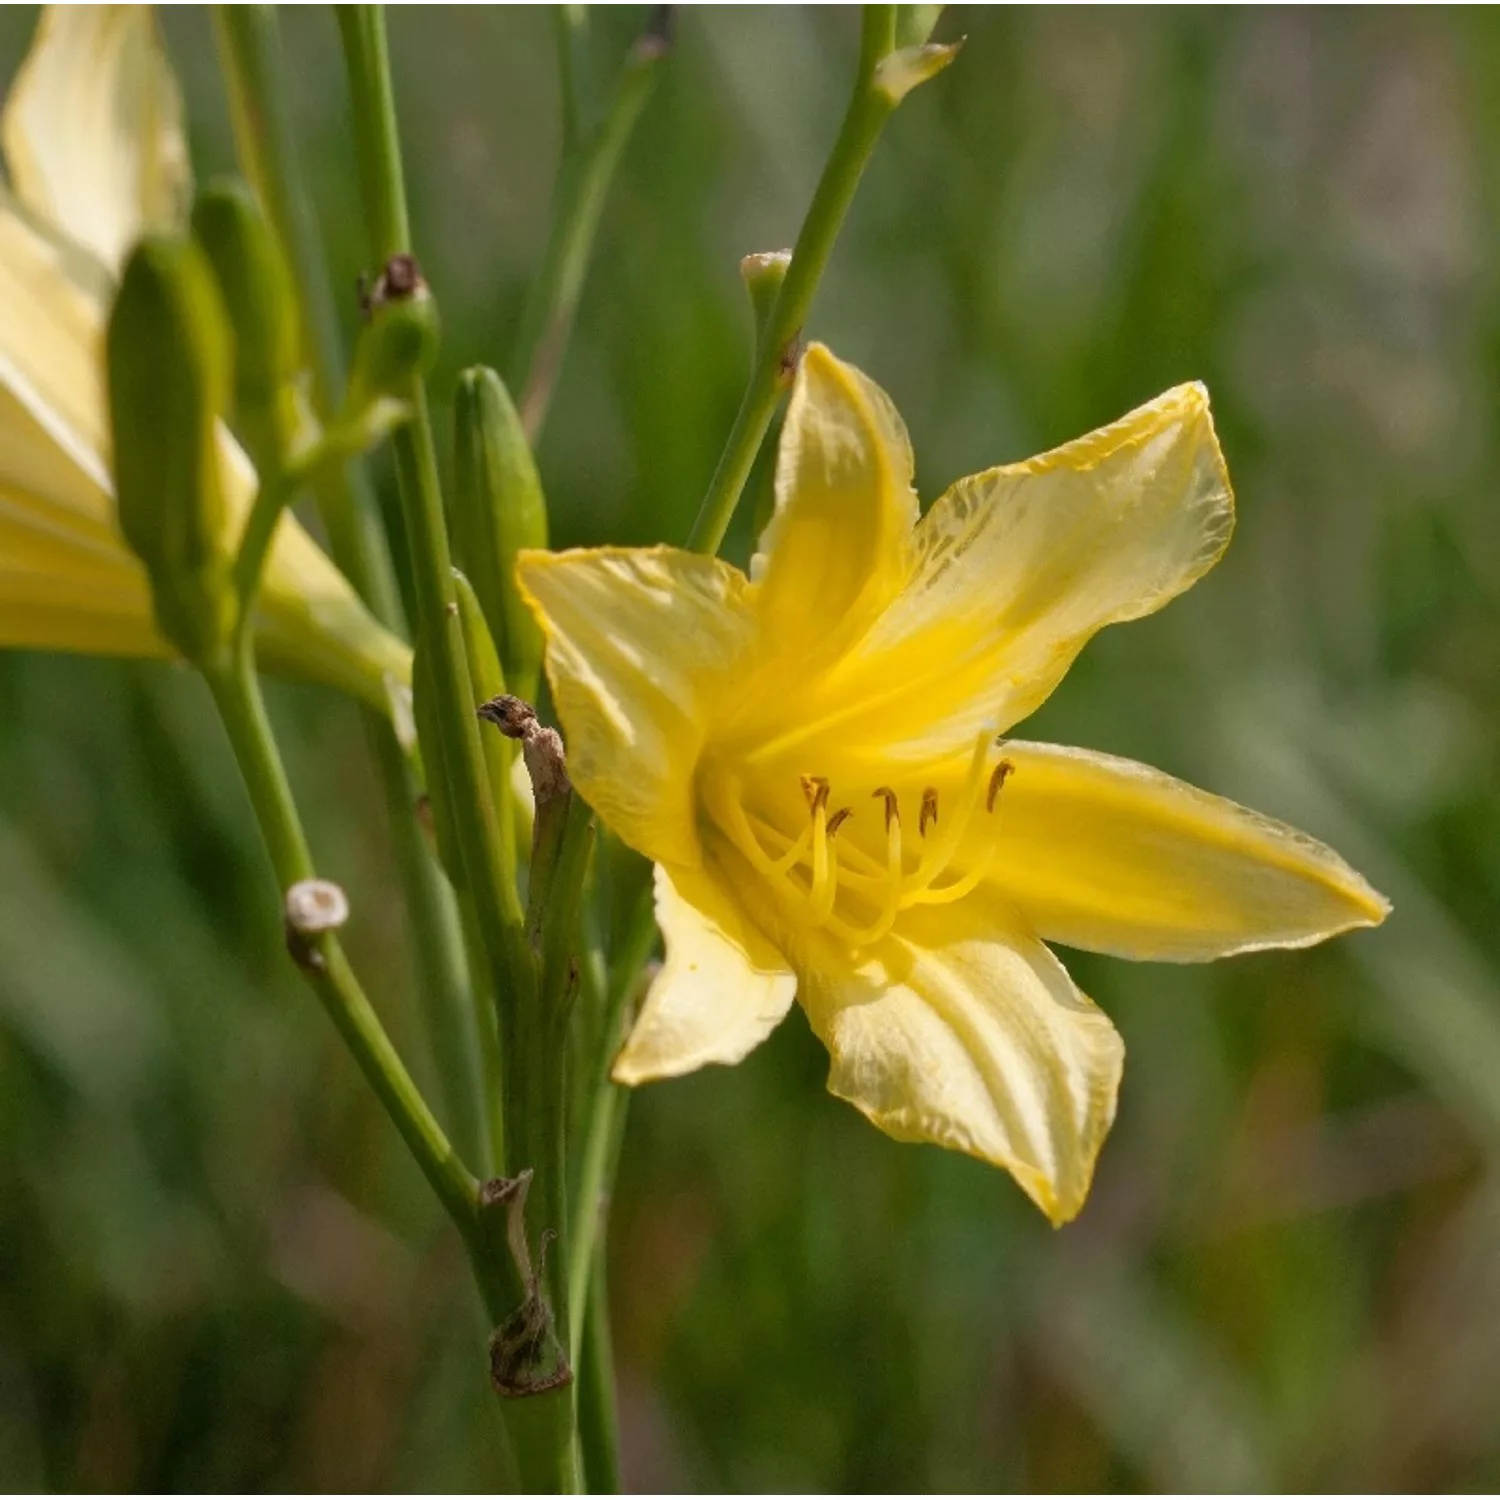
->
[0,6,410,711]
[518,344,1390,1225]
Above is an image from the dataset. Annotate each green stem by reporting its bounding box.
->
[202,638,479,1239]
[337,13,579,1487]
[336,4,412,261]
[686,4,899,555]
[511,8,670,439]
[214,5,484,1161]
[215,7,402,619]
[567,888,656,1355]
[456,885,507,1172]
[578,1238,623,1494]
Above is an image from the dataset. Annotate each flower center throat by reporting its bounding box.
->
[707,728,1014,949]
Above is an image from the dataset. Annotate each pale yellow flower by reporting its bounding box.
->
[0,6,409,709]
[518,344,1390,1224]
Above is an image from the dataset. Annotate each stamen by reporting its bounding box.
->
[807,791,839,925]
[919,787,939,838]
[986,759,1014,812]
[909,756,1016,908]
[711,776,811,878]
[717,734,1012,951]
[904,728,993,899]
[828,781,907,947]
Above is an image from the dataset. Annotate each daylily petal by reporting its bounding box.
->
[613,862,798,1084]
[750,342,918,661]
[812,383,1233,769]
[0,197,411,707]
[0,209,113,493]
[2,5,190,272]
[517,545,756,868]
[798,905,1124,1225]
[981,741,1390,961]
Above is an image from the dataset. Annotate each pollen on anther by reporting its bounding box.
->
[872,786,899,831]
[800,775,830,814]
[919,787,939,837]
[986,759,1015,813]
[827,807,854,838]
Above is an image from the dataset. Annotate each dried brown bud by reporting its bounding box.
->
[478,695,569,807]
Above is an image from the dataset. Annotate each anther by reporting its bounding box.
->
[986,759,1015,813]
[827,807,854,839]
[800,775,830,815]
[919,787,939,838]
[872,786,899,831]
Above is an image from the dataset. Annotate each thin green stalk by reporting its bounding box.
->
[214,5,484,1161]
[215,7,401,617]
[568,888,656,1353]
[456,886,507,1172]
[202,638,478,1239]
[511,8,670,438]
[686,5,899,555]
[577,1240,622,1494]
[337,19,582,1490]
[336,5,411,261]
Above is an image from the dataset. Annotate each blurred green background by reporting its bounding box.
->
[4,5,1500,1490]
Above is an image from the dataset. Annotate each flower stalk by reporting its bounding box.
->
[213,4,486,1165]
[688,4,925,555]
[338,8,585,1489]
[510,6,671,439]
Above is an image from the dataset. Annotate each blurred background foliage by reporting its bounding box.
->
[3,4,1500,1490]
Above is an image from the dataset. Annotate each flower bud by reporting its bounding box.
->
[739,250,791,345]
[451,367,548,700]
[190,178,299,433]
[107,235,235,661]
[347,254,440,412]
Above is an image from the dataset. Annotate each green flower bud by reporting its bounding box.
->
[107,235,235,661]
[739,250,791,345]
[451,367,549,701]
[189,178,299,432]
[347,254,441,413]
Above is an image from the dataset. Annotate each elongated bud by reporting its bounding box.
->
[190,178,299,431]
[739,250,790,345]
[452,367,549,700]
[107,235,235,660]
[347,253,440,412]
